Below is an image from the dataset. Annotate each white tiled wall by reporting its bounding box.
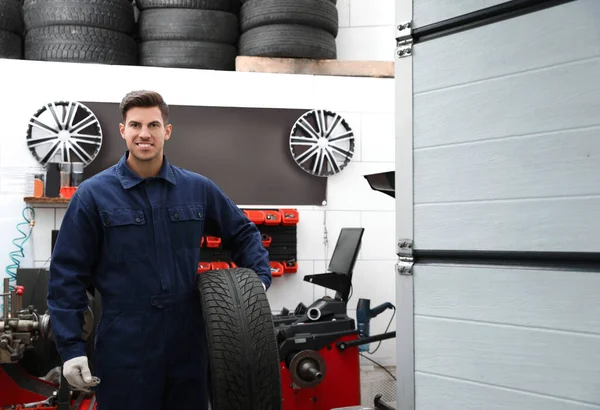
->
[336,0,396,61]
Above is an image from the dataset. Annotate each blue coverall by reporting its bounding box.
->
[47,152,272,409]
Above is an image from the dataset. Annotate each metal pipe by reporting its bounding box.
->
[11,288,17,318]
[2,279,8,320]
[336,331,396,351]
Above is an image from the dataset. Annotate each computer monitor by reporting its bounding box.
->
[328,227,364,279]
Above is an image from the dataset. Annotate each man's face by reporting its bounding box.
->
[119,106,172,162]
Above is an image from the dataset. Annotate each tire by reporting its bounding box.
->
[0,29,22,59]
[239,24,336,60]
[136,0,231,11]
[198,268,282,410]
[240,0,338,37]
[25,25,138,65]
[138,9,238,44]
[140,40,236,70]
[0,0,24,35]
[241,0,336,4]
[23,0,135,34]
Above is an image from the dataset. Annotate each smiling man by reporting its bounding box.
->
[47,90,272,410]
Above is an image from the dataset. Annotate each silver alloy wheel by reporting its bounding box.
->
[26,101,103,167]
[289,109,355,177]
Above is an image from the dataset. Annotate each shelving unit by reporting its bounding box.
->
[23,197,70,208]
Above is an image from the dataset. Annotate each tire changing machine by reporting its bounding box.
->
[273,228,397,410]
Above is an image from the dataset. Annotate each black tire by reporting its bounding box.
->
[240,0,338,37]
[241,0,336,3]
[0,0,24,35]
[25,25,138,65]
[138,9,238,44]
[139,40,236,70]
[23,0,135,34]
[136,0,231,11]
[198,268,281,410]
[0,29,22,59]
[239,24,336,60]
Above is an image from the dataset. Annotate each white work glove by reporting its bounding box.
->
[63,356,100,392]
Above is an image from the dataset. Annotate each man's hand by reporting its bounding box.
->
[63,356,100,392]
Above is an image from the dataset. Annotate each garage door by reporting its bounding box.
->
[395,1,600,409]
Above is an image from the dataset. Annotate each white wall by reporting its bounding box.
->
[0,58,397,376]
[336,0,396,61]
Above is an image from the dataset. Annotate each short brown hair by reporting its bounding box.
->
[120,90,169,124]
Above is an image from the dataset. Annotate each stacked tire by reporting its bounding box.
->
[0,0,24,60]
[238,0,338,60]
[23,0,137,66]
[137,0,239,71]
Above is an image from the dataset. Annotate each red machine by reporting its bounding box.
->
[0,363,96,410]
[273,227,395,410]
[0,279,96,410]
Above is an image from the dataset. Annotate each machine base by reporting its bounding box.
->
[280,334,361,410]
[0,364,96,410]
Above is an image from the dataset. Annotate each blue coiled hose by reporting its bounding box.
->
[5,206,35,288]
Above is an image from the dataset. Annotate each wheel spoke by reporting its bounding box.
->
[30,119,58,134]
[70,115,96,135]
[27,138,58,149]
[67,140,94,164]
[329,145,353,158]
[298,118,320,140]
[48,103,63,131]
[66,102,78,129]
[295,144,320,165]
[312,148,324,175]
[70,137,101,146]
[39,140,61,166]
[329,131,354,143]
[64,141,71,163]
[314,111,326,136]
[324,114,342,139]
[324,149,341,174]
[71,133,102,141]
[290,136,318,144]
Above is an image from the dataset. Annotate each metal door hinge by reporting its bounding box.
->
[397,238,413,257]
[396,257,414,276]
[396,21,413,58]
[396,238,414,275]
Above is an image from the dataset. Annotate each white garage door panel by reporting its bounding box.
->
[415,317,600,404]
[416,373,600,410]
[414,0,600,93]
[414,57,600,149]
[414,196,600,252]
[413,0,509,28]
[414,264,600,335]
[414,127,600,204]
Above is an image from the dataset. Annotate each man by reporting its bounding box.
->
[47,90,272,410]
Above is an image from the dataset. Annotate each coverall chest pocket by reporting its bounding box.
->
[101,208,149,262]
[167,204,205,251]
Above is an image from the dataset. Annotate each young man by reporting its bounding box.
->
[47,90,272,409]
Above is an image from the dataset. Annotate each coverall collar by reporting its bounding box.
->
[116,151,177,189]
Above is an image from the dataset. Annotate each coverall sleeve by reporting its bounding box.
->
[47,187,101,363]
[204,179,272,290]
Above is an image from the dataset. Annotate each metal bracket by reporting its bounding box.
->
[396,238,414,276]
[397,238,413,257]
[395,21,413,58]
[396,257,414,276]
